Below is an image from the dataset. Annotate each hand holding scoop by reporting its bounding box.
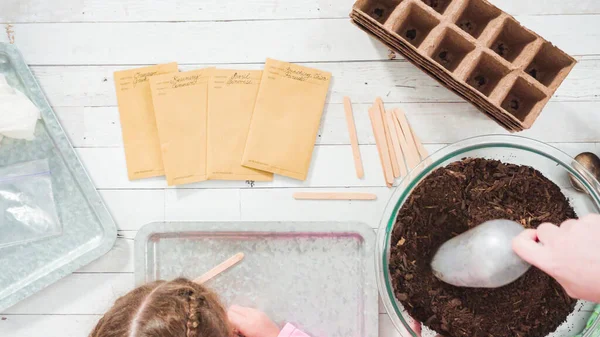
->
[431,219,531,288]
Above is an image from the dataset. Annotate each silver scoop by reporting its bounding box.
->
[431,219,531,288]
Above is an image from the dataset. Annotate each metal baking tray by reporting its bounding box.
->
[0,43,117,311]
[135,221,378,337]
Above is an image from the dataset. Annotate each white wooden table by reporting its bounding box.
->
[0,1,599,336]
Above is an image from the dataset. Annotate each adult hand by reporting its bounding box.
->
[228,305,280,337]
[513,214,600,302]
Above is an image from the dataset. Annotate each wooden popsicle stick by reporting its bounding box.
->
[369,107,394,187]
[412,130,429,161]
[386,110,408,178]
[376,98,400,178]
[391,112,413,168]
[375,97,386,119]
[403,110,431,168]
[194,252,245,284]
[393,108,421,169]
[384,114,400,179]
[392,111,420,172]
[343,97,364,179]
[293,192,377,200]
[405,117,429,160]
[369,107,388,186]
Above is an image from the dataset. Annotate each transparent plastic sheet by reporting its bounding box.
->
[0,159,61,248]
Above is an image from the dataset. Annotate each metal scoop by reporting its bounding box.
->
[431,219,531,288]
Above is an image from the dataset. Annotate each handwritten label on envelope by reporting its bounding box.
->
[207,70,273,181]
[241,59,331,180]
[149,68,213,186]
[114,63,178,180]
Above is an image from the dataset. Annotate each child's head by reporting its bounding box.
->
[90,278,231,337]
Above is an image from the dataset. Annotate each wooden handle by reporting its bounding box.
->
[293,192,377,200]
[194,252,245,284]
[343,97,364,179]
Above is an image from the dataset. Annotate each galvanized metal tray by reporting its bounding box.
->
[0,43,117,311]
[135,221,378,337]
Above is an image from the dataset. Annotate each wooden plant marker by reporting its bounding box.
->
[371,107,385,182]
[411,125,430,164]
[376,98,400,178]
[386,110,408,178]
[369,106,394,187]
[394,108,420,169]
[375,97,386,119]
[402,113,429,163]
[293,192,377,200]
[343,97,364,179]
[391,110,417,171]
[194,252,245,284]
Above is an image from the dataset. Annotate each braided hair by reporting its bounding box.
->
[89,278,231,337]
[186,290,201,337]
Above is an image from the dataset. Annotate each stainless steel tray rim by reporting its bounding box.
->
[0,43,117,311]
[135,221,378,337]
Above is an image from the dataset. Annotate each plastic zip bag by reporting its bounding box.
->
[0,74,41,142]
[0,159,61,248]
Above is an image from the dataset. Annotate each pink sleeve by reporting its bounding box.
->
[278,323,311,337]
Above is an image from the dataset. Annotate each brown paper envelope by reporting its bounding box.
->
[149,68,214,186]
[207,69,273,181]
[241,59,331,180]
[113,63,178,180]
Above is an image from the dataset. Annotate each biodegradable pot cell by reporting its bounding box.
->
[455,0,501,39]
[350,0,577,131]
[432,28,475,72]
[357,0,404,24]
[490,18,536,63]
[501,77,547,121]
[466,52,510,96]
[421,0,452,14]
[393,2,440,48]
[525,42,575,87]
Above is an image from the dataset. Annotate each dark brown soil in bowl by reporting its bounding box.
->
[389,158,577,337]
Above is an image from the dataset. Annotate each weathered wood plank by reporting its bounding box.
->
[2,0,598,23]
[1,16,596,65]
[55,101,600,149]
[32,58,600,109]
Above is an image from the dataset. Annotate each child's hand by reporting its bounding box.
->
[228,305,280,337]
[513,214,600,302]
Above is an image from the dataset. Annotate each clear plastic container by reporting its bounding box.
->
[376,135,600,337]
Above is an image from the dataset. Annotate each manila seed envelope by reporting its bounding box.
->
[114,63,178,180]
[149,68,213,186]
[241,59,331,180]
[207,70,273,181]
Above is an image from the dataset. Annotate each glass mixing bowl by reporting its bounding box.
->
[376,135,600,337]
